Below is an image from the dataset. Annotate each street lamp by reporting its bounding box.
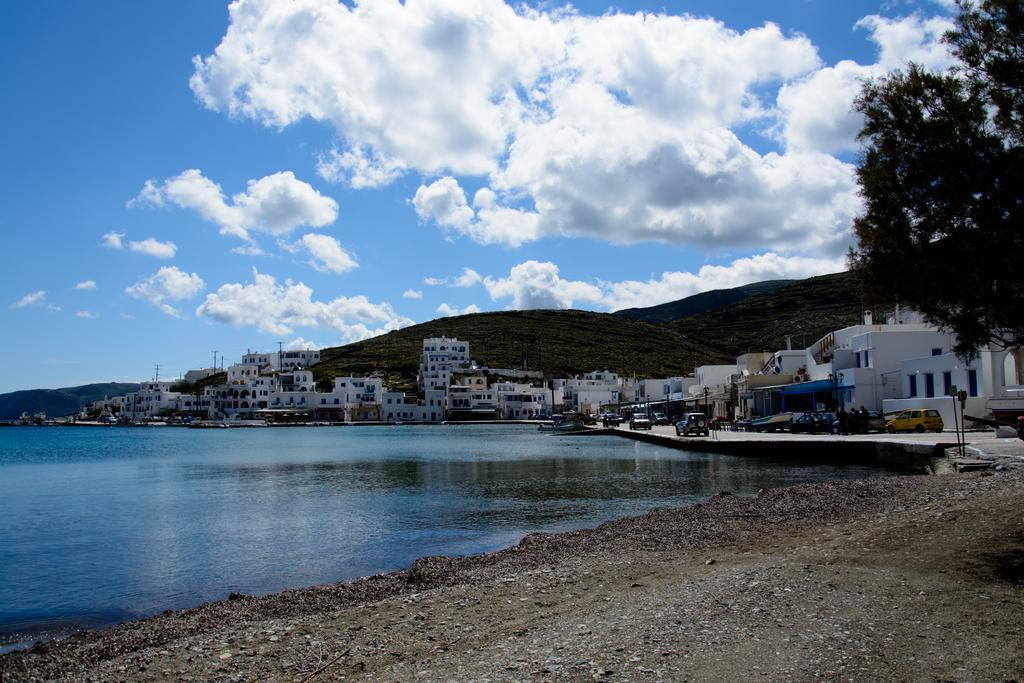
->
[703,386,710,418]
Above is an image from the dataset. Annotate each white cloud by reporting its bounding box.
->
[120,313,136,320]
[856,14,956,72]
[127,179,164,208]
[231,244,267,256]
[102,231,125,249]
[436,303,481,317]
[601,253,847,311]
[131,170,338,241]
[75,310,99,319]
[125,266,205,317]
[402,289,423,299]
[479,253,845,311]
[195,268,414,341]
[420,267,483,288]
[483,261,605,310]
[296,233,358,274]
[317,147,406,189]
[11,290,46,308]
[284,337,321,351]
[412,177,475,230]
[454,268,482,288]
[191,1,955,254]
[128,237,178,259]
[75,280,97,291]
[776,14,955,154]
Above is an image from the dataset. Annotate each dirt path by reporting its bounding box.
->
[4,471,1023,681]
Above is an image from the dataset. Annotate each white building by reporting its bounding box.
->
[124,381,182,418]
[418,337,472,391]
[241,349,320,372]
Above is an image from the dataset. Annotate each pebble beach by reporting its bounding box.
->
[3,461,1022,681]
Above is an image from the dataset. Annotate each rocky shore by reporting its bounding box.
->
[3,469,1023,681]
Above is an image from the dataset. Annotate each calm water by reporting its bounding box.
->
[0,424,890,645]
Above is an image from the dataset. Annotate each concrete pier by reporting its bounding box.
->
[569,425,1024,473]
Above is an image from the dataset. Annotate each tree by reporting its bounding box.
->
[851,0,1024,356]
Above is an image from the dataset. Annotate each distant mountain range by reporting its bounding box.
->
[0,383,140,421]
[668,271,883,358]
[613,279,796,324]
[1,271,886,415]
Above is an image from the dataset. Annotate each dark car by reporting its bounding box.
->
[675,412,709,437]
[629,415,653,430]
[602,413,622,427]
[788,411,835,434]
[832,409,887,434]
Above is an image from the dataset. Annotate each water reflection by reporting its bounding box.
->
[0,426,889,645]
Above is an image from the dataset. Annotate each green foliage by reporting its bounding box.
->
[851,0,1024,355]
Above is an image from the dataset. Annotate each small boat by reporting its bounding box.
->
[537,413,585,432]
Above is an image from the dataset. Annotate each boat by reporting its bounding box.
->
[537,413,585,432]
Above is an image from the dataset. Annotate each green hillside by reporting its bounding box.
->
[0,382,140,421]
[316,310,731,393]
[668,271,889,357]
[614,279,796,324]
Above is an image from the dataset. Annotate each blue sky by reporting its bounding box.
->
[0,0,957,393]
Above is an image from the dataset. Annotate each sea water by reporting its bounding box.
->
[0,424,890,645]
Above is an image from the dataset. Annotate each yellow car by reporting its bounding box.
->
[885,409,944,433]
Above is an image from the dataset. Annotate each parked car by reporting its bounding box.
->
[651,412,670,426]
[886,409,944,433]
[629,415,653,430]
[602,413,622,427]
[788,411,835,434]
[675,412,709,437]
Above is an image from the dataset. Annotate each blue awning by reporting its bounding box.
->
[779,379,835,396]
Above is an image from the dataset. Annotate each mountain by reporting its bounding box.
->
[614,279,797,324]
[668,271,888,357]
[316,310,732,393]
[0,383,140,420]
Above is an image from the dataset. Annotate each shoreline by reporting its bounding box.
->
[3,467,1023,680]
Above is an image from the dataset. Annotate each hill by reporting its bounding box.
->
[614,279,796,324]
[0,382,140,420]
[316,310,731,393]
[668,271,887,358]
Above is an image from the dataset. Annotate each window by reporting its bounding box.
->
[925,373,935,398]
[909,375,918,397]
[932,348,942,356]
[968,369,978,396]
[943,371,952,396]
[855,352,862,368]
[926,410,940,417]
[864,351,870,367]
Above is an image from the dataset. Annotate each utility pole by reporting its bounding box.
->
[154,364,161,382]
[212,351,218,373]
[278,341,284,372]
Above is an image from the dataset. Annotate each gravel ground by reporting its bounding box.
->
[3,469,1023,681]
